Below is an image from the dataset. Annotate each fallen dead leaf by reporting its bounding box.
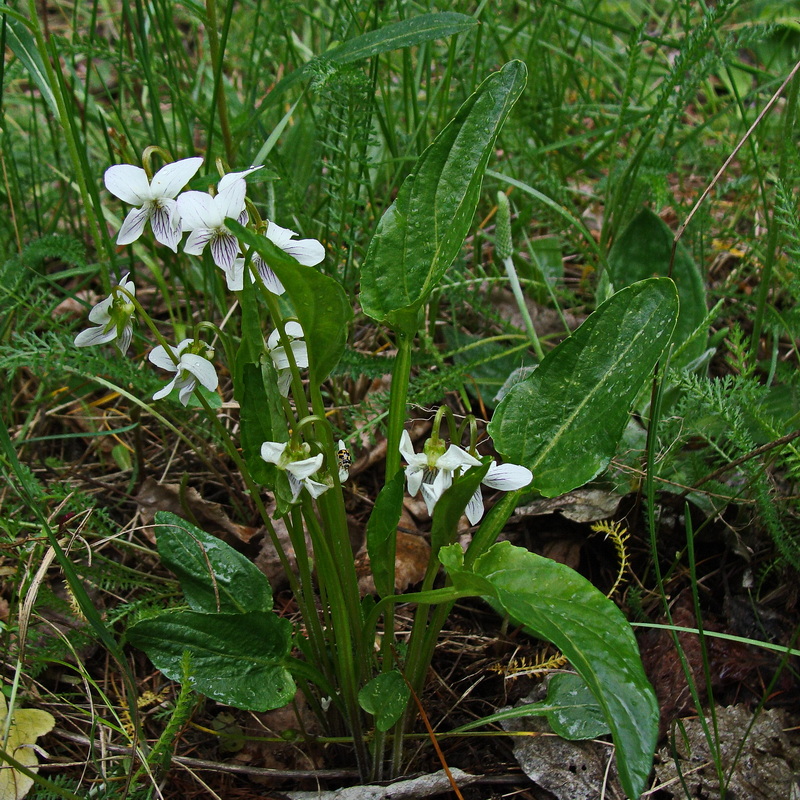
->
[136,477,259,544]
[654,705,799,799]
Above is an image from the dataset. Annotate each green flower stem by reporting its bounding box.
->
[377,328,415,773]
[384,331,414,481]
[204,0,234,164]
[503,256,545,361]
[289,504,332,679]
[301,495,369,775]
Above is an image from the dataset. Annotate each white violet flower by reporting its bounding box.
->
[104,157,203,251]
[399,430,481,518]
[267,321,308,396]
[232,222,325,295]
[399,430,532,522]
[177,166,262,275]
[260,440,329,501]
[464,461,533,525]
[74,273,136,354]
[148,338,219,406]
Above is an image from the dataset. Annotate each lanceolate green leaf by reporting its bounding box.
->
[440,542,658,799]
[228,222,352,386]
[154,511,273,615]
[127,610,295,712]
[488,277,678,496]
[4,15,58,115]
[360,61,527,334]
[608,208,706,365]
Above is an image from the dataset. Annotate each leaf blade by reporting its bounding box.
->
[127,610,295,712]
[488,277,678,496]
[360,61,528,333]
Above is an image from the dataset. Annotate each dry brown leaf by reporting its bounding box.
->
[135,477,259,544]
[356,512,430,595]
[654,706,799,799]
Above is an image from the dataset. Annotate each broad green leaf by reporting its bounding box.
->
[449,672,609,741]
[245,13,478,118]
[358,671,410,732]
[542,673,611,740]
[608,208,706,365]
[360,61,527,334]
[228,223,352,386]
[154,511,273,614]
[127,610,295,712]
[366,470,406,598]
[440,542,658,799]
[488,277,678,497]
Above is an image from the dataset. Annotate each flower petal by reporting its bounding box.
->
[148,344,180,372]
[465,488,484,525]
[267,221,325,266]
[210,231,240,272]
[261,441,288,465]
[406,465,424,496]
[288,339,309,369]
[153,374,178,400]
[118,275,136,297]
[151,157,203,199]
[105,164,151,205]
[116,205,151,246]
[432,467,453,499]
[437,445,481,472]
[223,257,245,291]
[181,353,218,392]
[217,165,263,193]
[420,482,439,517]
[287,473,303,502]
[277,370,292,397]
[74,326,117,347]
[284,321,304,338]
[149,198,181,250]
[177,373,198,405]
[303,477,329,498]
[177,191,221,231]
[117,323,133,355]
[183,228,213,256]
[266,328,281,351]
[285,453,324,480]
[255,258,286,295]
[399,430,418,464]
[215,179,247,219]
[87,295,113,324]
[482,462,533,491]
[270,347,290,370]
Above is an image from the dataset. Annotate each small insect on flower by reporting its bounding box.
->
[336,439,351,483]
[337,448,352,471]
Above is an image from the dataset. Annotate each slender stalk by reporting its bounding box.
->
[204,0,234,164]
[385,331,413,481]
[24,0,111,270]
